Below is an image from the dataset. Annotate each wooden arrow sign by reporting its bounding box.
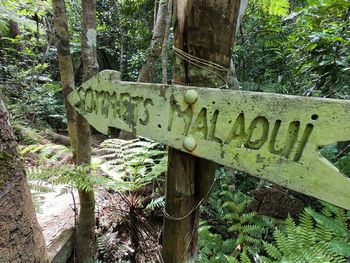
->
[68,70,350,210]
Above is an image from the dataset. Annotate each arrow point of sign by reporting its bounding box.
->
[305,156,350,210]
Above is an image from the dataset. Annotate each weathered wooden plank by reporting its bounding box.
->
[68,70,350,210]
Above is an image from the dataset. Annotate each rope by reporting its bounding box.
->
[172,46,229,89]
[163,176,216,221]
[157,176,217,262]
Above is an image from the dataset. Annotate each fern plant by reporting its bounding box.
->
[97,137,167,188]
[263,203,350,263]
[20,143,73,164]
[200,168,273,261]
[221,191,273,257]
[198,222,237,263]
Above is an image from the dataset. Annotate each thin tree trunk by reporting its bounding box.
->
[9,20,24,52]
[137,0,169,83]
[0,98,49,263]
[162,1,241,262]
[113,0,125,76]
[53,0,78,160]
[75,0,99,261]
[161,0,172,84]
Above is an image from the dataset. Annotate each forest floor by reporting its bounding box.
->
[36,185,76,247]
[26,131,163,262]
[34,186,163,262]
[96,188,163,262]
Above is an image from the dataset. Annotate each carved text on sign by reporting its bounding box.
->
[168,104,315,162]
[68,70,350,210]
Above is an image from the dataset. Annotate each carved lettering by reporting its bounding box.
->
[190,108,208,139]
[269,120,300,158]
[108,92,121,119]
[140,98,153,125]
[225,113,245,146]
[293,123,314,162]
[74,86,315,164]
[167,102,193,135]
[245,116,269,150]
[84,89,94,113]
[131,96,144,124]
[77,88,154,127]
[208,110,222,143]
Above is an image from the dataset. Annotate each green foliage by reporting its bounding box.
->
[20,143,72,163]
[21,143,118,192]
[221,191,273,257]
[0,0,46,34]
[236,0,350,98]
[285,0,350,97]
[145,196,165,210]
[256,0,290,16]
[198,222,238,263]
[97,137,166,190]
[5,82,66,131]
[263,204,350,262]
[28,165,104,192]
[94,0,154,80]
[320,143,350,178]
[199,169,273,261]
[22,138,167,197]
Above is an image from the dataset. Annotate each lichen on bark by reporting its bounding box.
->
[0,97,48,262]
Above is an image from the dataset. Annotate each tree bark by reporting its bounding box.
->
[0,98,49,263]
[75,0,99,261]
[113,0,125,76]
[137,0,169,83]
[9,20,24,52]
[161,0,173,84]
[53,0,78,159]
[162,1,241,262]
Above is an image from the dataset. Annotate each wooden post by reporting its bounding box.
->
[162,1,241,262]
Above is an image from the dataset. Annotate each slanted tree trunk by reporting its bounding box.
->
[137,0,170,83]
[53,0,78,159]
[162,1,241,262]
[0,98,48,263]
[75,0,99,261]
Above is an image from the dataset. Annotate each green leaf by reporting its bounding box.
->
[320,144,337,162]
[328,240,350,256]
[336,153,350,177]
[224,255,239,263]
[305,207,347,238]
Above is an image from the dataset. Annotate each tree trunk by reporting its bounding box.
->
[120,0,172,139]
[0,98,48,263]
[162,1,241,262]
[75,0,99,261]
[113,0,125,76]
[53,0,78,159]
[161,0,173,84]
[137,0,169,83]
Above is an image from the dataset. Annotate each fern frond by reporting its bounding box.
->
[240,250,252,263]
[145,196,165,210]
[97,137,166,189]
[263,241,281,260]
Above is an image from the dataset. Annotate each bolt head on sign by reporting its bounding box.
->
[183,137,196,152]
[68,70,350,210]
[184,90,198,105]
